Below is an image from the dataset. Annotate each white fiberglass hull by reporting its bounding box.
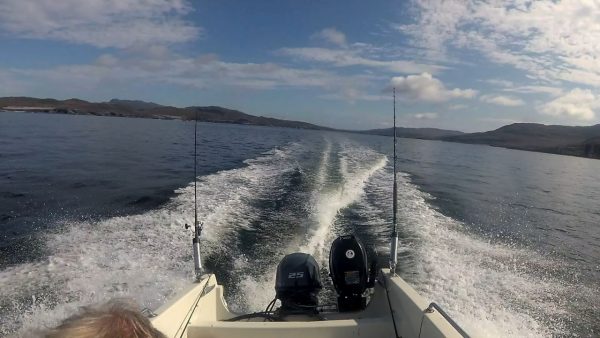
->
[151,269,466,338]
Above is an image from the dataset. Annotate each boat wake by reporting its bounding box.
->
[0,137,592,337]
[360,167,597,337]
[232,140,387,312]
[300,142,387,260]
[0,142,308,336]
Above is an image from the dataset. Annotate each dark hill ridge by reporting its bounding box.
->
[0,97,331,130]
[108,99,163,110]
[360,127,464,140]
[3,96,600,159]
[442,123,600,159]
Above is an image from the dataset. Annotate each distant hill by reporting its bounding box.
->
[3,96,600,159]
[359,127,464,140]
[357,123,600,159]
[108,98,163,110]
[442,123,600,159]
[0,97,331,130]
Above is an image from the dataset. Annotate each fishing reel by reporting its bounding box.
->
[185,221,204,280]
[185,221,203,235]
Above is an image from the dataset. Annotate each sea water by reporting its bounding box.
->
[1,112,598,337]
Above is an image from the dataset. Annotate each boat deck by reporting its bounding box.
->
[151,271,466,338]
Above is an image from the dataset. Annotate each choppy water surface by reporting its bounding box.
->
[1,112,598,337]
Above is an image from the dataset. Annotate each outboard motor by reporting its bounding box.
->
[329,234,376,311]
[275,253,322,312]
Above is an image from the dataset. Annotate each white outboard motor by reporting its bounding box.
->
[329,235,376,312]
[275,253,322,312]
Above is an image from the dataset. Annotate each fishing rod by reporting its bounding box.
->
[186,111,204,281]
[390,87,398,274]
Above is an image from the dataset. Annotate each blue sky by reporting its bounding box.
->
[1,0,599,131]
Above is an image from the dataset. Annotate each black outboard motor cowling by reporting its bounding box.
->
[329,235,372,311]
[275,253,322,311]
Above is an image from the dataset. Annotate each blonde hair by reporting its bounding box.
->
[44,299,165,338]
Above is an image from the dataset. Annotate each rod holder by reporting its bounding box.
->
[192,236,203,280]
[389,234,398,274]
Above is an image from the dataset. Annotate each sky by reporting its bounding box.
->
[1,0,600,131]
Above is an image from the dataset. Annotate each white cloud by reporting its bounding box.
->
[95,54,119,67]
[279,47,442,74]
[484,79,515,88]
[504,85,563,97]
[0,0,200,48]
[413,112,438,119]
[312,28,347,48]
[4,50,376,101]
[448,104,466,110]
[480,94,524,107]
[397,0,600,88]
[390,73,477,102]
[320,88,388,103]
[539,88,599,121]
[482,78,563,97]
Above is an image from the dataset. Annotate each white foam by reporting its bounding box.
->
[235,140,388,311]
[2,138,584,337]
[300,142,387,261]
[0,143,304,336]
[364,167,584,337]
[314,139,331,188]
